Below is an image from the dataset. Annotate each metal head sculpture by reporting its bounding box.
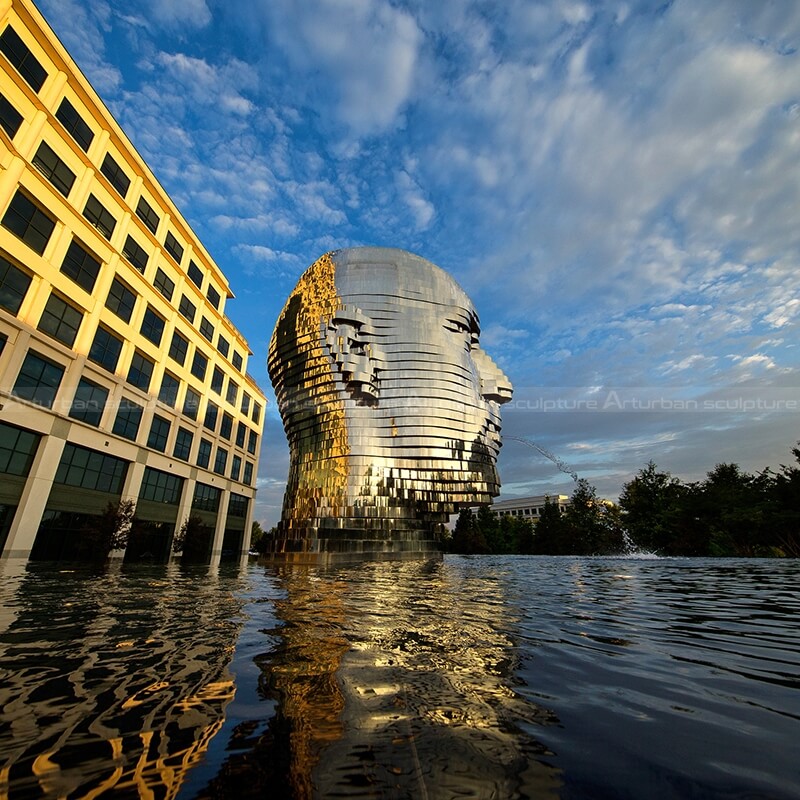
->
[268,247,513,561]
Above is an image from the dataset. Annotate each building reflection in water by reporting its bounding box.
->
[0,560,246,799]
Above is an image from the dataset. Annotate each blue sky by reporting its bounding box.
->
[38,0,800,525]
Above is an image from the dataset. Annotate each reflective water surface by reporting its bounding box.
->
[1,556,799,799]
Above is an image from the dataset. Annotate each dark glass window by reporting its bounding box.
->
[136,196,159,234]
[247,429,258,455]
[1,189,55,255]
[12,351,64,408]
[231,455,242,482]
[168,330,188,365]
[187,260,203,288]
[140,305,165,346]
[173,427,193,461]
[178,294,195,323]
[61,239,101,292]
[199,316,214,342]
[241,393,251,416]
[0,26,47,92]
[229,492,248,517]
[139,466,182,504]
[55,97,93,152]
[232,351,243,371]
[220,412,233,441]
[55,443,127,493]
[38,292,82,346]
[207,284,220,310]
[243,461,253,485]
[236,422,246,449]
[127,350,154,391]
[83,194,116,240]
[164,231,184,263]
[147,414,170,452]
[154,267,174,301]
[158,371,179,407]
[100,153,130,197]
[192,481,220,511]
[203,400,218,432]
[197,439,212,469]
[190,350,207,381]
[105,277,136,322]
[211,366,224,394]
[217,334,229,358]
[226,380,238,406]
[213,447,227,476]
[88,325,123,372]
[112,399,142,440]
[0,421,40,476]
[0,253,32,314]
[69,378,108,427]
[32,141,75,197]
[0,94,23,138]
[252,402,262,425]
[122,235,148,273]
[183,387,200,420]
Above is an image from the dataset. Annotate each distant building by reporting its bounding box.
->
[484,494,570,522]
[0,0,266,562]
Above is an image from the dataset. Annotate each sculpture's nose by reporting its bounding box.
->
[472,348,513,405]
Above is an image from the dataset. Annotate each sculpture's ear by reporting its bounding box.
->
[323,305,381,404]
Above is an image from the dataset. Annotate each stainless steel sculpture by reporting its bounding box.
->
[268,247,513,562]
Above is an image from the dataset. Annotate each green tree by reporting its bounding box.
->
[771,444,800,556]
[450,507,489,554]
[250,519,266,553]
[80,500,137,561]
[173,515,212,563]
[532,497,571,554]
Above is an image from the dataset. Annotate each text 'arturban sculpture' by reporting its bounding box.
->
[268,247,513,562]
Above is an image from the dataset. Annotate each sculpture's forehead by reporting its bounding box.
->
[331,248,474,312]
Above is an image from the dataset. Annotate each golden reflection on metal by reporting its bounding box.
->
[268,247,514,561]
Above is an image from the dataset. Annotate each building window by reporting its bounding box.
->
[217,334,230,358]
[83,194,116,240]
[112,399,142,440]
[199,316,214,342]
[231,455,242,482]
[136,196,159,234]
[168,330,188,365]
[55,97,94,152]
[203,400,219,432]
[207,284,221,310]
[211,366,224,394]
[229,492,248,517]
[1,189,55,255]
[236,422,246,449]
[69,378,108,427]
[38,292,82,346]
[139,466,182,504]
[154,267,175,301]
[183,387,200,420]
[241,393,251,416]
[105,277,136,322]
[32,141,75,197]
[88,325,123,372]
[0,421,40,476]
[147,414,170,452]
[190,350,207,381]
[12,351,64,408]
[226,380,238,406]
[158,371,180,407]
[100,153,130,197]
[252,402,262,425]
[164,231,184,263]
[192,481,220,512]
[0,26,47,92]
[220,412,233,441]
[213,447,227,476]
[0,94,23,138]
[122,235,148,273]
[187,260,203,288]
[247,430,258,455]
[173,427,193,461]
[61,239,101,293]
[197,438,212,469]
[140,305,165,346]
[178,294,195,323]
[127,350,154,392]
[243,461,253,485]
[55,443,127,493]
[232,351,243,371]
[0,253,32,314]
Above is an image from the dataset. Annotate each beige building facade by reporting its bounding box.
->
[0,0,265,562]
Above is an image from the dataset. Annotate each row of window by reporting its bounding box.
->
[1,24,244,371]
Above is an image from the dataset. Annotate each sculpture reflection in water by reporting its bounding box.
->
[268,247,513,561]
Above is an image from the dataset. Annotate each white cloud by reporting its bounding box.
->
[145,0,211,29]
